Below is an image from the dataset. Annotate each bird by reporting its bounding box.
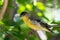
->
[20,11,53,33]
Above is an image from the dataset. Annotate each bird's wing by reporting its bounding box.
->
[30,18,50,28]
[29,17,53,32]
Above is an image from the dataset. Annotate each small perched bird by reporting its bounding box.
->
[20,11,53,33]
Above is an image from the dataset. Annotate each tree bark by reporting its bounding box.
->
[3,0,18,25]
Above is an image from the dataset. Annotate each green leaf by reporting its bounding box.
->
[0,20,4,25]
[18,5,26,13]
[36,2,45,11]
[26,4,33,11]
[0,0,3,6]
[37,12,43,17]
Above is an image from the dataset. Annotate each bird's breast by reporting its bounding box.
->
[22,16,41,30]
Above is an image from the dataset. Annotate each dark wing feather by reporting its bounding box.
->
[29,17,53,32]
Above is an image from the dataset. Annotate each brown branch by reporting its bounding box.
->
[50,33,60,40]
[0,0,8,20]
[26,30,41,40]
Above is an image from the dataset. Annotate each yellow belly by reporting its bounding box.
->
[22,16,41,30]
[22,16,50,32]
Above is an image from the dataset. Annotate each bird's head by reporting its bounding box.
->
[20,12,28,17]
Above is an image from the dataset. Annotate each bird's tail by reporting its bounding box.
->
[47,28,56,35]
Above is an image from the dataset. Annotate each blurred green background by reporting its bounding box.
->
[0,0,60,40]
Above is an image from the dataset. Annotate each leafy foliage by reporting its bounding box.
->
[0,0,60,40]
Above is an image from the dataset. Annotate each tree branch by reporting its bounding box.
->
[0,0,8,20]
